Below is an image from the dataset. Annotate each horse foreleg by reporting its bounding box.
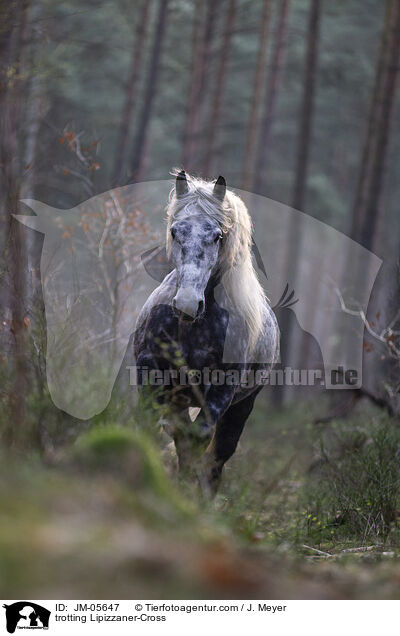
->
[173,427,209,477]
[168,411,211,481]
[172,384,236,481]
[200,389,261,495]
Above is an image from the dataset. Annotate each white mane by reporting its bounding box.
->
[166,171,268,353]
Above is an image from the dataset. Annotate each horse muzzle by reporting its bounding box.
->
[172,288,205,321]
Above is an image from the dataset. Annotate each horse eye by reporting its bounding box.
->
[170,228,176,240]
[214,233,222,243]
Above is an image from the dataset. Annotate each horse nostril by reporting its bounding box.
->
[198,300,204,315]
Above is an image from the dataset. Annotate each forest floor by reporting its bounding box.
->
[1,396,400,599]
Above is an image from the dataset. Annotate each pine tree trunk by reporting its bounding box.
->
[181,0,217,171]
[359,0,400,251]
[272,0,322,404]
[241,0,272,190]
[130,0,169,182]
[202,0,236,177]
[350,0,395,243]
[0,0,31,447]
[21,0,42,195]
[290,0,322,376]
[291,0,321,212]
[112,0,151,186]
[181,0,204,170]
[253,0,290,193]
[20,0,44,318]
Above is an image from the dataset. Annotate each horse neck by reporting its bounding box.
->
[205,272,221,301]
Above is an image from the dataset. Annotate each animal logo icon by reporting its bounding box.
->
[3,602,50,634]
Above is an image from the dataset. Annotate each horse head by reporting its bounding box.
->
[169,170,226,321]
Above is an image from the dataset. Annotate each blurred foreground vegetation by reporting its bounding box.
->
[2,393,400,599]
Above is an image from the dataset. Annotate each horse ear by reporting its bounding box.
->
[141,244,173,282]
[213,175,226,201]
[175,170,189,197]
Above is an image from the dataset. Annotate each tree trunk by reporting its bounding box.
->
[202,0,236,177]
[0,3,19,231]
[0,0,31,447]
[181,0,217,172]
[241,0,272,190]
[181,0,204,170]
[350,0,395,243]
[290,0,322,378]
[112,0,151,186]
[20,0,44,318]
[20,0,42,200]
[253,0,290,193]
[272,0,322,405]
[130,0,169,182]
[358,0,400,251]
[291,0,321,212]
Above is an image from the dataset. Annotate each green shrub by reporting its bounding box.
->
[305,414,400,541]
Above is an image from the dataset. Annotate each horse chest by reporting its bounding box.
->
[140,302,229,370]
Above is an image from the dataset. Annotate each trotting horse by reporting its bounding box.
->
[134,170,280,493]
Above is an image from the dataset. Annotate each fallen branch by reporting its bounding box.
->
[341,545,375,553]
[302,544,332,557]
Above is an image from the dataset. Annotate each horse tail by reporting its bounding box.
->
[272,283,299,310]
